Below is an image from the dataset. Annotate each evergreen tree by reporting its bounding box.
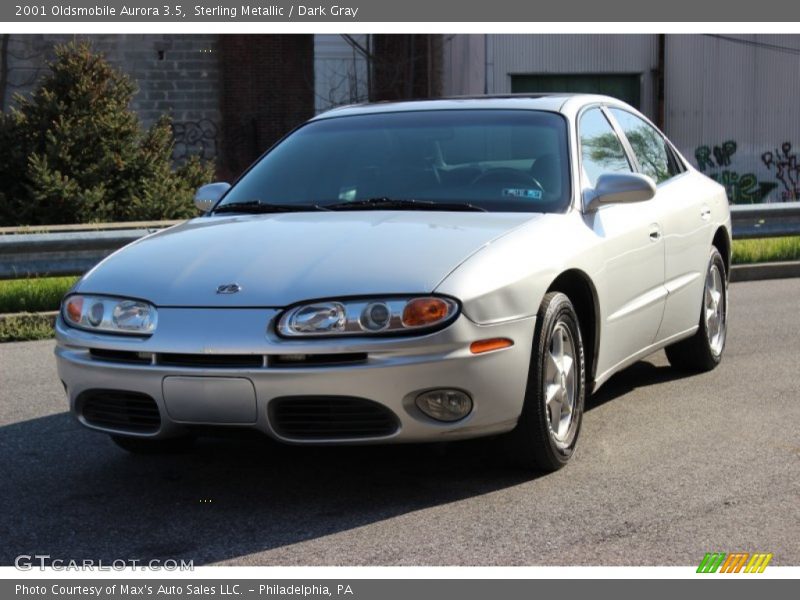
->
[0,41,214,226]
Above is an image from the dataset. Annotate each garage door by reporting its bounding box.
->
[511,74,641,109]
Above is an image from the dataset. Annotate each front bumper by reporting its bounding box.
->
[55,308,535,444]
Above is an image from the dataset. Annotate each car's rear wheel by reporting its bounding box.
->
[665,247,727,372]
[110,434,195,455]
[504,292,586,472]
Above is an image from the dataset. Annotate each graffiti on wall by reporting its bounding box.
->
[172,119,218,161]
[761,143,800,201]
[694,141,777,204]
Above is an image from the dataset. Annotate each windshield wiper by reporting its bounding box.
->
[324,197,487,212]
[213,200,330,214]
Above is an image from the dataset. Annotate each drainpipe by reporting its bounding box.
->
[484,34,488,95]
[0,34,9,111]
[657,33,665,129]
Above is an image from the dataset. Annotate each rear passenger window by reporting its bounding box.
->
[609,108,679,184]
[579,108,632,187]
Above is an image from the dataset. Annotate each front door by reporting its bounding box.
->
[578,107,666,380]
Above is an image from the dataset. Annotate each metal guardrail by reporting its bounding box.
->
[0,204,798,279]
[730,201,800,239]
[0,224,175,279]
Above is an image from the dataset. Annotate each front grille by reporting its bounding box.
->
[269,396,399,440]
[89,349,151,365]
[78,390,161,433]
[268,353,367,367]
[157,353,264,368]
[87,349,366,369]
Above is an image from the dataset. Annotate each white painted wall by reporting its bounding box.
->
[313,34,369,114]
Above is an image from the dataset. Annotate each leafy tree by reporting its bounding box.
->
[0,41,213,226]
[583,128,670,184]
[582,131,631,174]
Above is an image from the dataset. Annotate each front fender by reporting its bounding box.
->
[434,212,600,325]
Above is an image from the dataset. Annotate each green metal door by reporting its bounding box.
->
[511,74,641,109]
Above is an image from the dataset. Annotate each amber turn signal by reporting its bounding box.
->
[470,338,514,354]
[402,297,452,327]
[65,296,83,324]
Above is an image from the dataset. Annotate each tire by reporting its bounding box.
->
[665,247,728,372]
[110,434,195,455]
[504,292,586,472]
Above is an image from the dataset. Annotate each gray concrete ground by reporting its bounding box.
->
[0,279,798,566]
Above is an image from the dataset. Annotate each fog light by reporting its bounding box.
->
[415,389,472,422]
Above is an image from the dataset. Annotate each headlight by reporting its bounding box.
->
[62,294,157,335]
[277,296,459,337]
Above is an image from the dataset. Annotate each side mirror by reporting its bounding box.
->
[194,182,231,212]
[584,173,656,212]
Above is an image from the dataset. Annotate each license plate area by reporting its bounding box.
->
[162,377,257,424]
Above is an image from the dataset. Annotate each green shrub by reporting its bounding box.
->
[0,312,56,342]
[0,41,214,226]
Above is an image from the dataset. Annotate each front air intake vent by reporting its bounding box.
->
[269,396,399,440]
[157,353,264,368]
[89,349,151,365]
[268,353,368,367]
[78,390,161,433]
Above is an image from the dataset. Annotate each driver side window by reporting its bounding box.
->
[609,108,680,185]
[579,108,633,187]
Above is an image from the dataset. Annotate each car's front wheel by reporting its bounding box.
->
[665,246,728,372]
[505,292,586,472]
[110,434,195,455]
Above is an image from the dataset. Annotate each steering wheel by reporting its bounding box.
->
[471,168,545,194]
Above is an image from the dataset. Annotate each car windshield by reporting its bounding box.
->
[217,109,571,214]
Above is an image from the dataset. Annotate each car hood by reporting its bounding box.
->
[76,211,541,307]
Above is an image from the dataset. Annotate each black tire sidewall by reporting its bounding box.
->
[515,292,586,469]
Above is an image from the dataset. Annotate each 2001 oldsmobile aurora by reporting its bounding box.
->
[56,95,731,471]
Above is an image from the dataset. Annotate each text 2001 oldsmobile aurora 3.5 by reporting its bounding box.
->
[56,95,730,471]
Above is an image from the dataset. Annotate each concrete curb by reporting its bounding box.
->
[730,261,800,282]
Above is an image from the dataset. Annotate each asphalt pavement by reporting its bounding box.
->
[0,279,798,566]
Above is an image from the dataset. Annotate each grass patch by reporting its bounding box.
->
[0,276,77,313]
[732,236,800,265]
[0,312,56,343]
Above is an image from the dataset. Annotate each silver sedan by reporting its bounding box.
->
[55,95,730,471]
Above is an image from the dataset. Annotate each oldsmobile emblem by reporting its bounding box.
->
[216,283,241,294]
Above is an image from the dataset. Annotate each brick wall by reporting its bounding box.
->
[0,34,221,164]
[218,35,315,180]
[1,34,318,180]
[372,34,443,101]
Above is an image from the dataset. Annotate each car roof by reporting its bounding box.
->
[311,93,628,120]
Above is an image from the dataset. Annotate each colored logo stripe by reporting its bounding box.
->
[720,553,749,573]
[697,553,726,573]
[744,553,773,573]
[697,552,773,573]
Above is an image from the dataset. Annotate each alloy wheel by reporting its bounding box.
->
[705,264,726,356]
[544,322,578,445]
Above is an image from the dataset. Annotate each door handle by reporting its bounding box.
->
[700,205,712,220]
[649,224,662,242]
